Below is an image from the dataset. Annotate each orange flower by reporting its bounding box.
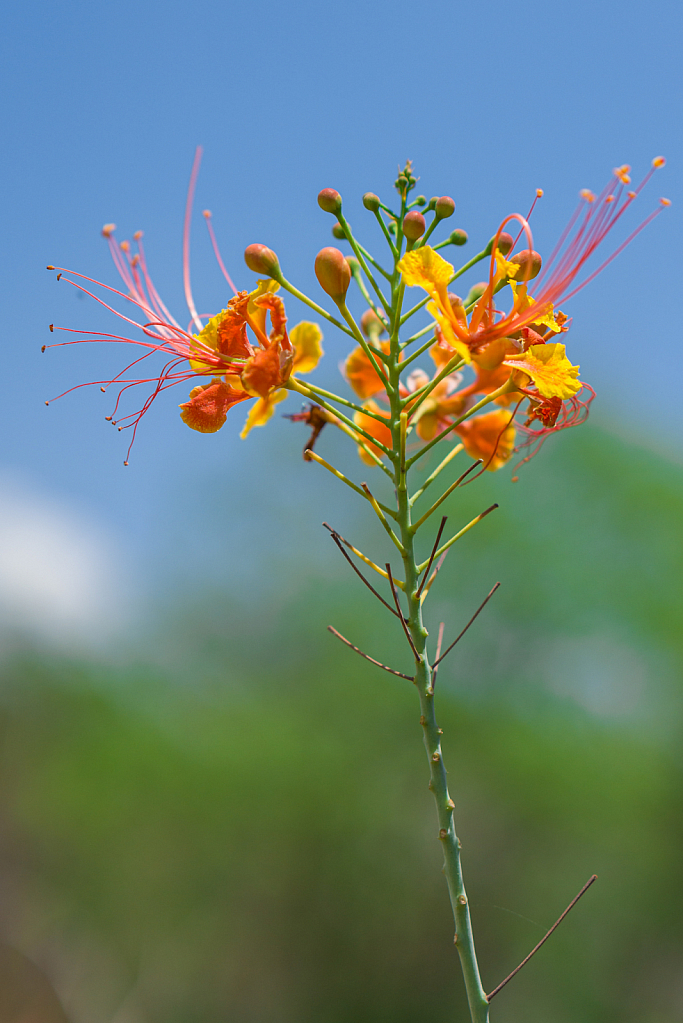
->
[345,342,391,399]
[456,410,516,471]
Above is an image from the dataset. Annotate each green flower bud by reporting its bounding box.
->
[449,229,468,246]
[331,222,346,240]
[244,243,281,279]
[509,249,542,280]
[427,197,438,211]
[314,247,351,302]
[402,211,426,240]
[362,192,380,212]
[465,282,487,305]
[318,188,342,214]
[413,195,427,207]
[347,255,360,274]
[435,196,455,219]
[496,232,514,255]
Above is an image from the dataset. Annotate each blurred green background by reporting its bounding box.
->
[0,423,681,1023]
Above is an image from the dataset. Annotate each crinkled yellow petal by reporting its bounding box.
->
[495,251,522,282]
[240,388,288,438]
[508,281,561,333]
[398,246,453,290]
[504,343,581,399]
[290,321,324,374]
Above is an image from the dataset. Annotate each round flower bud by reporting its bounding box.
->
[465,282,487,306]
[314,247,351,302]
[402,211,426,240]
[362,192,381,212]
[318,188,342,215]
[496,232,514,255]
[347,255,360,274]
[361,309,386,337]
[435,196,455,219]
[449,229,468,246]
[413,195,427,207]
[331,222,346,240]
[427,197,438,211]
[509,249,542,281]
[244,243,282,279]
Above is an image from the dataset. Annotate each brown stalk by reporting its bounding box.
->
[386,564,420,659]
[416,517,448,598]
[327,627,414,681]
[322,522,399,618]
[432,582,501,669]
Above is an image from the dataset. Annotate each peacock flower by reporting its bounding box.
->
[46,150,324,460]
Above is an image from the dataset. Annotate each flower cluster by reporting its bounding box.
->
[46,155,668,472]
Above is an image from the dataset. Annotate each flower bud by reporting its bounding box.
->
[413,195,427,207]
[496,232,514,255]
[362,192,380,212]
[314,247,351,302]
[449,229,468,246]
[427,197,438,211]
[244,243,282,279]
[465,282,487,306]
[331,222,346,240]
[361,309,386,337]
[509,249,542,281]
[435,196,455,219]
[402,211,426,240]
[347,255,360,274]
[318,188,342,214]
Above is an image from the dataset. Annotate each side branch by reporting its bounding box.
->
[416,517,448,598]
[487,875,598,1002]
[386,564,420,660]
[323,523,399,618]
[432,583,501,668]
[327,627,414,681]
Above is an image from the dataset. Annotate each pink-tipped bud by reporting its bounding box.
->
[314,247,351,302]
[244,243,282,279]
[497,232,514,255]
[362,192,380,212]
[465,282,487,305]
[509,249,542,281]
[361,308,386,338]
[402,211,426,240]
[318,188,342,214]
[435,196,455,219]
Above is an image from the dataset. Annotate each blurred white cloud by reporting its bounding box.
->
[0,473,131,650]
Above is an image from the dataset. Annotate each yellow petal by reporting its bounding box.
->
[398,246,453,290]
[504,343,580,399]
[508,281,561,333]
[189,309,224,373]
[495,251,521,282]
[290,321,324,374]
[240,388,288,438]
[428,303,471,363]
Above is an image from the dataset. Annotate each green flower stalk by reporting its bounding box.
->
[45,151,669,1021]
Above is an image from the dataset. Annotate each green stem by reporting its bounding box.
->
[384,296,489,1023]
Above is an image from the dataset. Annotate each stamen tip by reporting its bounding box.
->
[100,386,106,392]
[203,209,212,218]
[580,189,595,203]
[653,156,666,169]
[56,273,62,281]
[101,223,116,237]
[536,188,543,198]
[120,240,130,252]
[105,416,112,421]
[660,197,671,206]
[133,230,143,240]
[41,345,46,353]
[49,324,54,332]
[627,191,636,199]
[123,461,129,466]
[46,265,55,270]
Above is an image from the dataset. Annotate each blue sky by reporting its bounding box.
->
[0,0,680,638]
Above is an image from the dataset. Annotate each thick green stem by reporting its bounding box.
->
[386,303,489,1023]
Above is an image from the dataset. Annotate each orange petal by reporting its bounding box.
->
[456,410,515,471]
[353,401,392,465]
[345,345,388,399]
[179,380,251,434]
[242,345,284,398]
